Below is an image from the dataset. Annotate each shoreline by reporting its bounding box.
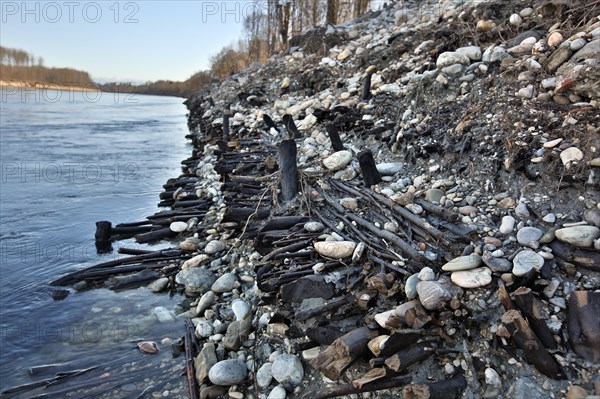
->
[0,80,100,92]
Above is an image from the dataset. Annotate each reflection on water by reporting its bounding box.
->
[0,89,191,393]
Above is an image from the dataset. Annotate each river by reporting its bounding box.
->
[0,88,192,397]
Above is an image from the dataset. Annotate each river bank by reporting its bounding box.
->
[0,79,100,92]
[3,0,599,398]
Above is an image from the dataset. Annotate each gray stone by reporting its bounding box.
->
[304,222,324,232]
[195,321,214,338]
[232,300,251,321]
[405,273,420,300]
[323,150,352,171]
[314,241,356,258]
[196,291,216,315]
[451,267,492,288]
[176,268,217,296]
[545,47,573,72]
[456,46,482,61]
[148,277,169,293]
[272,354,304,389]
[256,362,273,389]
[208,359,248,386]
[512,250,544,276]
[418,267,436,281]
[211,272,238,293]
[267,385,287,399]
[516,227,543,246]
[425,189,444,204]
[340,197,358,210]
[482,252,512,272]
[376,162,403,175]
[441,254,482,271]
[555,226,600,247]
[515,203,530,218]
[223,319,252,351]
[499,216,516,234]
[571,39,599,62]
[169,221,188,233]
[436,52,470,68]
[543,213,556,224]
[510,31,541,47]
[195,344,217,384]
[506,377,547,399]
[416,281,451,310]
[205,240,227,254]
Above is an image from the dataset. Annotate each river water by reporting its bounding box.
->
[0,88,192,395]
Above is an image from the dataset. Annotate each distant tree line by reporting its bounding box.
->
[0,46,95,87]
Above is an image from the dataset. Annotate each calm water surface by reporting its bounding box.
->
[0,89,191,392]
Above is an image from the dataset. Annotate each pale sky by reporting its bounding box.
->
[0,1,253,82]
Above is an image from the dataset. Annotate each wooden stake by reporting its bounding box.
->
[279,139,298,202]
[513,287,557,350]
[357,150,382,187]
[326,123,345,151]
[567,291,600,362]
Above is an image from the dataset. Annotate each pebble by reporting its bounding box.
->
[441,254,482,271]
[196,291,216,314]
[340,197,358,210]
[376,162,403,175]
[515,203,530,218]
[256,362,273,388]
[267,385,287,399]
[436,52,470,68]
[506,377,547,399]
[205,240,227,254]
[182,254,210,269]
[418,267,436,281]
[211,273,238,293]
[560,147,584,166]
[555,225,600,247]
[499,216,516,234]
[208,359,248,386]
[482,252,512,272]
[175,268,217,295]
[451,267,492,288]
[304,222,324,232]
[512,250,545,276]
[170,221,188,232]
[405,273,420,299]
[543,213,556,224]
[548,31,564,47]
[272,354,304,389]
[485,367,502,388]
[148,277,169,293]
[516,227,543,246]
[425,188,444,204]
[153,306,175,322]
[543,138,563,148]
[416,281,451,310]
[323,150,352,171]
[232,300,251,321]
[314,241,356,258]
[509,14,522,26]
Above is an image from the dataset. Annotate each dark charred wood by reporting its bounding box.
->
[310,326,378,380]
[296,295,354,321]
[279,139,299,202]
[135,228,177,244]
[357,150,382,187]
[223,207,270,223]
[414,198,459,222]
[549,240,600,271]
[305,375,411,399]
[567,291,600,362]
[95,221,112,242]
[402,374,468,399]
[513,287,557,350]
[263,114,279,132]
[106,269,162,290]
[361,73,372,101]
[326,123,345,151]
[283,114,301,139]
[384,340,438,372]
[501,309,564,379]
[222,113,230,141]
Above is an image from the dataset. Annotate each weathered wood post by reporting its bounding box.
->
[222,112,230,142]
[361,73,373,101]
[326,123,345,152]
[279,139,298,202]
[283,114,301,139]
[95,221,112,253]
[357,150,381,186]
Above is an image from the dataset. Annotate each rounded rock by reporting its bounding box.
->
[170,221,188,233]
[267,385,287,399]
[436,52,471,69]
[205,240,227,254]
[555,226,600,247]
[256,362,273,389]
[272,354,304,389]
[208,359,248,386]
[405,273,420,300]
[512,250,545,276]
[211,273,238,293]
[451,267,492,289]
[232,299,251,321]
[314,241,356,258]
[499,216,516,234]
[416,281,451,310]
[560,147,583,166]
[323,150,352,171]
[304,222,324,232]
[442,254,482,271]
[516,227,543,246]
